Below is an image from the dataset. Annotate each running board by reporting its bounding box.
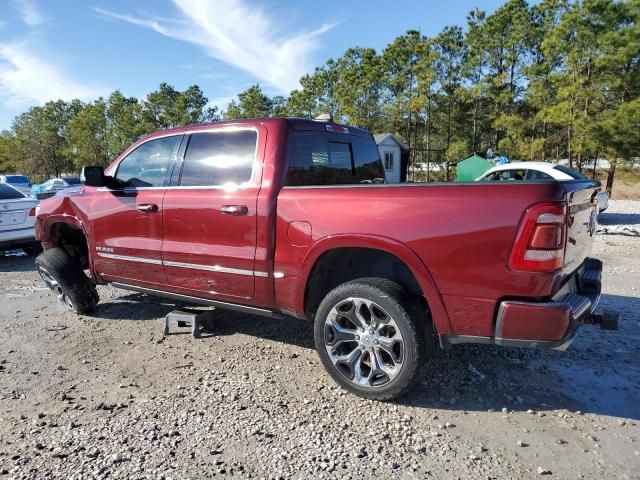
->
[111,282,283,319]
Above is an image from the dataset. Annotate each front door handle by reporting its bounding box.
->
[136,203,158,213]
[220,205,248,216]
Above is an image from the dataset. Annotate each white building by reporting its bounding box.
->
[374,134,409,183]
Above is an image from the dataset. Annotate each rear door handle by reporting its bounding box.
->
[220,205,248,215]
[136,203,158,213]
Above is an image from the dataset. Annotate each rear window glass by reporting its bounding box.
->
[5,175,29,183]
[553,165,587,179]
[287,132,385,186]
[0,183,25,199]
[63,177,81,185]
[180,130,257,187]
[352,136,385,183]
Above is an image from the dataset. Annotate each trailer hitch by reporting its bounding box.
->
[584,308,621,331]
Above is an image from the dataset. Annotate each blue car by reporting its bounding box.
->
[30,176,81,200]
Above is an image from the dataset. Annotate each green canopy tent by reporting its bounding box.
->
[452,153,494,181]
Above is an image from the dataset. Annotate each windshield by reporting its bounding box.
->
[553,165,587,180]
[0,183,26,199]
[5,175,30,183]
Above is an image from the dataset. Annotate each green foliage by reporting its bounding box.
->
[223,84,273,119]
[0,84,217,177]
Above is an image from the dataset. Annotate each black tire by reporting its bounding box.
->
[35,247,99,314]
[314,277,434,401]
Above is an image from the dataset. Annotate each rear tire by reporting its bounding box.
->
[35,248,99,314]
[314,277,434,401]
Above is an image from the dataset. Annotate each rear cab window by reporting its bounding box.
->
[286,130,385,186]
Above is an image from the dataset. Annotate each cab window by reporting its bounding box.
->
[526,170,553,180]
[115,136,181,188]
[483,169,527,181]
[179,129,257,187]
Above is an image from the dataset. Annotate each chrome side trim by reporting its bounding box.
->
[96,252,162,265]
[164,259,267,278]
[98,252,269,277]
[110,282,283,319]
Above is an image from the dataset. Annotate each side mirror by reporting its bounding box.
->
[81,166,107,187]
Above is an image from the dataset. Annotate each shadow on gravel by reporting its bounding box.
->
[0,251,35,272]
[401,293,640,421]
[93,293,315,349]
[598,211,640,226]
[94,290,639,420]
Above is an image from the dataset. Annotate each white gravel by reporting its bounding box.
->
[0,200,639,479]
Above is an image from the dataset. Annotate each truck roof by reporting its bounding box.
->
[138,117,373,142]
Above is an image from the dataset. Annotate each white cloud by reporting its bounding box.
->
[0,43,107,107]
[11,0,44,26]
[95,0,334,93]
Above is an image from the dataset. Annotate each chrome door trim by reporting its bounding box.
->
[97,251,269,278]
[96,252,163,265]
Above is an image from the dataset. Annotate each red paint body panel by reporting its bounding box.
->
[35,117,600,343]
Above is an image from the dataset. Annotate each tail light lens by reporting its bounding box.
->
[28,207,37,216]
[509,203,567,272]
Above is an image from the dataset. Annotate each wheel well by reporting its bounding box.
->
[304,248,427,319]
[49,223,89,269]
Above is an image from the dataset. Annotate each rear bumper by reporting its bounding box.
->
[0,227,38,251]
[442,258,602,351]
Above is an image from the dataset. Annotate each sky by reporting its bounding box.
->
[0,0,508,130]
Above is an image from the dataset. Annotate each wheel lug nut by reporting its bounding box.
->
[374,340,379,345]
[355,335,360,340]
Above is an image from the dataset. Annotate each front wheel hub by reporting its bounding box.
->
[37,266,74,312]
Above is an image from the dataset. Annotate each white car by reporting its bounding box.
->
[476,162,608,212]
[0,183,40,254]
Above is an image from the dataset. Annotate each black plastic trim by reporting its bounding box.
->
[111,282,283,319]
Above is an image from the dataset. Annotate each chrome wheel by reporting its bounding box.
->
[324,297,404,388]
[38,266,74,311]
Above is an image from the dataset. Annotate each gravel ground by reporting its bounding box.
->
[1,200,639,479]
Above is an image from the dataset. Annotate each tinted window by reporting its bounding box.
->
[553,165,587,179]
[180,130,257,187]
[482,169,527,181]
[287,132,357,186]
[62,176,81,185]
[116,136,180,187]
[0,183,25,199]
[526,169,553,180]
[5,175,29,183]
[352,136,385,183]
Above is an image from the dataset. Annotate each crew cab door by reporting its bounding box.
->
[90,134,182,286]
[161,126,262,301]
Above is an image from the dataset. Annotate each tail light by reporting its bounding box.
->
[29,207,37,216]
[509,203,567,272]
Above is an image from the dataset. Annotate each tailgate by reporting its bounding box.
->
[562,180,600,273]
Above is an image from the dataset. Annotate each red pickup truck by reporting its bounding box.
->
[34,117,607,400]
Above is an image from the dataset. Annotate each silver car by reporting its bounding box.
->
[0,183,40,254]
